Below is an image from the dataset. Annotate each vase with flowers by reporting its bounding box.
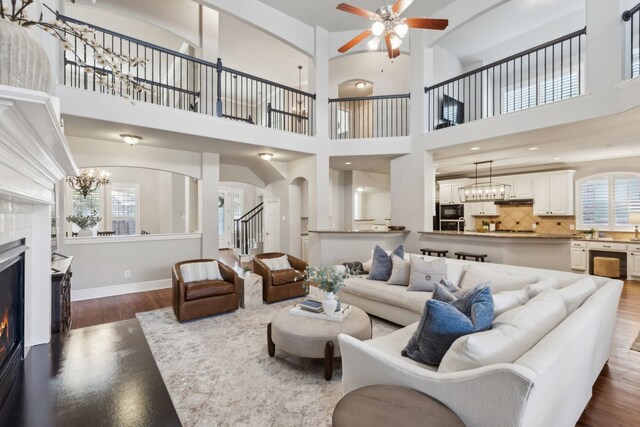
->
[303,265,360,316]
[66,210,101,237]
[1,1,146,95]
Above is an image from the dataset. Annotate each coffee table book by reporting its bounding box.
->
[289,304,350,322]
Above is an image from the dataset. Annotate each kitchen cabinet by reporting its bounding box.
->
[51,254,73,333]
[500,176,532,199]
[469,201,498,216]
[570,241,587,271]
[439,182,463,204]
[533,171,575,216]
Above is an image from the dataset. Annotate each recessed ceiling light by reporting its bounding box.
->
[435,172,440,175]
[355,81,367,89]
[120,134,142,145]
[259,152,274,161]
[528,147,539,151]
[345,162,352,165]
[470,147,481,151]
[356,187,366,192]
[553,157,562,161]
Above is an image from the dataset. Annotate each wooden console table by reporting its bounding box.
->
[51,253,73,333]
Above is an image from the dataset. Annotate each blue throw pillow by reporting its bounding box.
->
[402,285,494,365]
[368,245,404,281]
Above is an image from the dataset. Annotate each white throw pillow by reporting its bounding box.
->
[492,289,530,318]
[262,255,292,271]
[460,264,538,293]
[445,262,466,287]
[524,277,560,299]
[557,276,597,314]
[180,261,223,283]
[387,254,411,286]
[439,289,567,373]
[407,255,447,292]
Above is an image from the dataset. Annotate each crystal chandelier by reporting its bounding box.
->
[459,161,510,202]
[67,168,110,198]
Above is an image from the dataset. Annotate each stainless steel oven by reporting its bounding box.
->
[440,204,464,220]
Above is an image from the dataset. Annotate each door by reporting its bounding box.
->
[470,202,483,216]
[629,252,640,277]
[451,183,463,204]
[571,248,587,271]
[218,188,232,249]
[548,174,568,215]
[263,198,280,253]
[512,176,533,199]
[533,175,550,215]
[439,183,452,204]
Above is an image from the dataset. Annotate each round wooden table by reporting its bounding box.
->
[332,385,465,426]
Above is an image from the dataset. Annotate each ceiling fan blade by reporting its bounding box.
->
[338,29,373,53]
[336,3,378,20]
[384,33,400,59]
[405,18,449,30]
[392,0,414,16]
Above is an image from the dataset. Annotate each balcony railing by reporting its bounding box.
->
[329,94,410,139]
[59,15,316,136]
[623,2,640,79]
[424,28,586,132]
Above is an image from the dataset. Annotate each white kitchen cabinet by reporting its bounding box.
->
[500,175,533,199]
[571,247,588,271]
[439,181,466,204]
[533,171,575,216]
[628,251,640,278]
[469,201,498,216]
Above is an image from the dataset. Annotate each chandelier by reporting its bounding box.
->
[292,65,308,120]
[459,161,510,202]
[67,168,110,198]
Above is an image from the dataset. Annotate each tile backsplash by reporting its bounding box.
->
[473,205,576,234]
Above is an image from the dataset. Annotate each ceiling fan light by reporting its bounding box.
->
[394,22,408,38]
[371,21,385,37]
[368,36,381,50]
[390,34,402,49]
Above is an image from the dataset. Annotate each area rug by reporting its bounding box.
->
[137,301,399,427]
[632,330,640,352]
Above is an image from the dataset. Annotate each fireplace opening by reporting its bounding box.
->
[0,239,25,410]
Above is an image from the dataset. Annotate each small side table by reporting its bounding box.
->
[332,385,465,427]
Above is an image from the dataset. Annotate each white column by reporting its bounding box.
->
[26,204,52,347]
[312,26,330,140]
[313,150,332,231]
[201,152,219,258]
[585,0,625,93]
[409,30,429,136]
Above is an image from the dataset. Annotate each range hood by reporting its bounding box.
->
[494,199,534,206]
[459,161,510,203]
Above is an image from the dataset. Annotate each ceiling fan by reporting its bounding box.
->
[336,0,448,59]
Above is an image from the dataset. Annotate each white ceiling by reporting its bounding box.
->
[432,106,640,178]
[62,116,311,184]
[256,0,451,33]
[329,154,397,174]
[437,0,585,67]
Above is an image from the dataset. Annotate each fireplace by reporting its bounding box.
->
[0,239,25,409]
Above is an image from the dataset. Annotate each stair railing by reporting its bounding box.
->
[234,203,263,255]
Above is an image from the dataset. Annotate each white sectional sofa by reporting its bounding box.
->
[337,257,623,427]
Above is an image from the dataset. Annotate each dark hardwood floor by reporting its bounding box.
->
[68,258,640,426]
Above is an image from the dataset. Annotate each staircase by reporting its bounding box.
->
[233,203,263,260]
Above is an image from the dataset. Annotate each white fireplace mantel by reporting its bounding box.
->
[0,85,76,348]
[0,85,76,204]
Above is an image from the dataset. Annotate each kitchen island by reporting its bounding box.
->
[308,230,409,266]
[419,231,574,271]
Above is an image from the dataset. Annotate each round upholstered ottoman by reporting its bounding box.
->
[267,305,371,380]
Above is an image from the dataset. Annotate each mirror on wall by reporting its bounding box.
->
[64,167,200,238]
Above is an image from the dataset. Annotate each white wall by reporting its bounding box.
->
[364,192,391,224]
[219,181,264,213]
[329,52,411,98]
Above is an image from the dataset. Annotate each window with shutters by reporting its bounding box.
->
[577,173,640,231]
[109,184,139,235]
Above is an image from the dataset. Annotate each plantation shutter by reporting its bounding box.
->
[614,177,640,225]
[580,179,609,226]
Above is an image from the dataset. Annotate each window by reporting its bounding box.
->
[577,173,640,231]
[503,84,536,113]
[501,69,580,114]
[110,184,139,235]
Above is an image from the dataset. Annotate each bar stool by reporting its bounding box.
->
[420,248,449,258]
[455,251,488,262]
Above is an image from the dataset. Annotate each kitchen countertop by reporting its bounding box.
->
[420,231,577,239]
[571,237,640,244]
[309,230,409,234]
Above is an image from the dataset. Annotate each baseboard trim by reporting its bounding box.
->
[71,279,171,302]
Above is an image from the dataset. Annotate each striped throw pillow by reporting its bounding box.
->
[262,255,292,271]
[180,261,223,283]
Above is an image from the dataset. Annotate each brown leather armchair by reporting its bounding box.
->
[253,252,308,303]
[172,259,240,321]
